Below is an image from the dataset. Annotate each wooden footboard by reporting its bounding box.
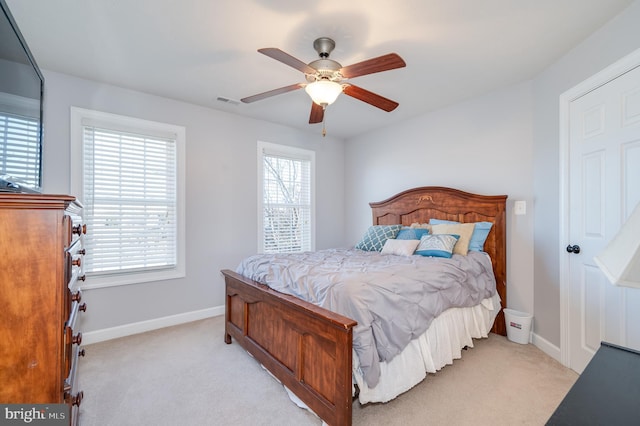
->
[221,269,357,426]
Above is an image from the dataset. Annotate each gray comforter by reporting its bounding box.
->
[236,248,496,388]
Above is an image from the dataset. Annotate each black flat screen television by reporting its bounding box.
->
[0,0,43,193]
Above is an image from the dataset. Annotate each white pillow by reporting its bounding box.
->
[381,239,420,256]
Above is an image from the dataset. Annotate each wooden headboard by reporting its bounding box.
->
[370,186,508,335]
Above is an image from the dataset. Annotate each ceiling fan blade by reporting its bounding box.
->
[343,84,399,112]
[309,102,324,124]
[340,53,406,79]
[241,83,304,103]
[258,48,317,74]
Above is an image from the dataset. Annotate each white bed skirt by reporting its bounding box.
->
[353,293,501,404]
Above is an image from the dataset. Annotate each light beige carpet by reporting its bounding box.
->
[78,316,577,425]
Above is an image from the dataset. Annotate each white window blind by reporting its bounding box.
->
[0,112,40,187]
[260,143,314,253]
[82,126,177,275]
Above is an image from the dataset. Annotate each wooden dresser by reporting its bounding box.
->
[0,193,87,425]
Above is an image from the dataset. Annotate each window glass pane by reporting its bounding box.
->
[262,149,312,253]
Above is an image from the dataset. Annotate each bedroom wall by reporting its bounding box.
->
[344,81,535,316]
[531,0,640,350]
[40,71,346,334]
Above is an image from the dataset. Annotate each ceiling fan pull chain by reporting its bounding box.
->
[322,107,327,137]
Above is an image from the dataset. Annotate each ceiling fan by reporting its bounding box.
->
[241,37,406,130]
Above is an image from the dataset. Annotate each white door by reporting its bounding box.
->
[566,63,640,373]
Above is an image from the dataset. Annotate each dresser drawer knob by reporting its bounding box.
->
[72,224,86,235]
[79,303,87,312]
[72,258,82,267]
[72,332,82,345]
[78,274,86,282]
[79,248,86,256]
[74,391,84,407]
[79,349,86,357]
[71,291,82,302]
[69,391,83,407]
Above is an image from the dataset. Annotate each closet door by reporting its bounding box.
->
[566,64,640,373]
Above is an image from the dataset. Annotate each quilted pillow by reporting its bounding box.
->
[381,239,420,256]
[396,227,430,240]
[430,222,475,255]
[430,219,493,252]
[415,234,460,258]
[355,225,402,251]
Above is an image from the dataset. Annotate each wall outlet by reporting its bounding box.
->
[514,200,527,215]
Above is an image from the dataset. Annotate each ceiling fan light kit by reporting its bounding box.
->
[304,80,343,106]
[242,37,406,135]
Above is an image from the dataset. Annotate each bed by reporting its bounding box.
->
[221,186,507,426]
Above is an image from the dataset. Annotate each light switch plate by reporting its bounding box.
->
[514,200,526,215]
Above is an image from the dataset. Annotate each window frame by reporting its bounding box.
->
[70,107,186,289]
[257,141,316,254]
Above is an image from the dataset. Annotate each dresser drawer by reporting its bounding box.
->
[63,345,84,426]
[64,291,86,371]
[66,239,86,291]
[63,301,85,426]
[65,292,86,336]
[64,210,85,248]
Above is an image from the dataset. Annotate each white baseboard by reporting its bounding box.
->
[82,305,225,345]
[83,306,564,366]
[531,332,562,364]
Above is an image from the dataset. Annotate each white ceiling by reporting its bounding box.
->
[6,0,635,139]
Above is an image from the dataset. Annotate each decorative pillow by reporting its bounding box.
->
[415,234,459,258]
[355,225,402,251]
[381,239,420,256]
[430,223,475,255]
[430,219,493,252]
[396,227,430,240]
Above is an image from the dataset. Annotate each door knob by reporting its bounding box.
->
[566,244,581,254]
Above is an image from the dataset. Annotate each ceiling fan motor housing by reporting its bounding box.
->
[306,59,343,82]
[313,37,335,58]
[307,38,343,82]
[302,37,341,83]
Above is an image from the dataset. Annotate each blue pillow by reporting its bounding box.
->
[396,227,430,240]
[429,219,493,252]
[415,234,460,258]
[355,225,402,251]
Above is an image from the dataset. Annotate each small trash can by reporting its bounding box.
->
[503,308,532,344]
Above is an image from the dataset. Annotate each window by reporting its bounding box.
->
[258,141,315,253]
[0,93,40,188]
[71,107,185,289]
